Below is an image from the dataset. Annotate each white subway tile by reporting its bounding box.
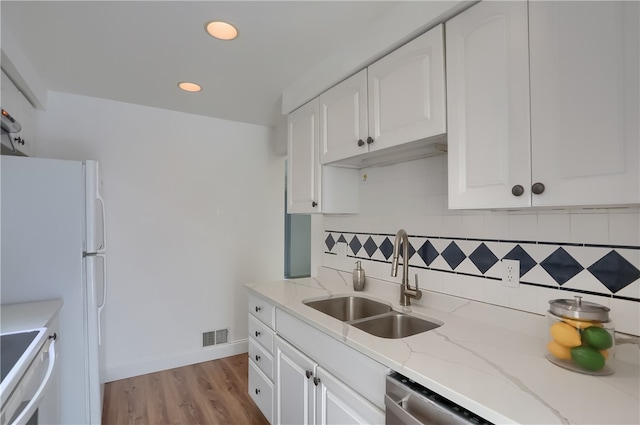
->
[570,212,609,244]
[537,212,571,243]
[609,212,640,246]
[508,214,538,241]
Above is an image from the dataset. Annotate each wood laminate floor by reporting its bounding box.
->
[102,354,269,425]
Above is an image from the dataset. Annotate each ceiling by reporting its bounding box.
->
[1,1,458,128]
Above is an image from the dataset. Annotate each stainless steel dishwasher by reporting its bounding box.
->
[385,372,494,425]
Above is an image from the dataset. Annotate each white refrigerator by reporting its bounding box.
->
[1,156,107,424]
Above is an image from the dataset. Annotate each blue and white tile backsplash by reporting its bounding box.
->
[324,230,640,302]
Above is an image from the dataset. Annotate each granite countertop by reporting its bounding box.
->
[1,299,63,333]
[246,268,640,425]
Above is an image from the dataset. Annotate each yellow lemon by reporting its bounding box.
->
[550,322,581,347]
[600,349,609,360]
[547,340,572,360]
[562,318,603,329]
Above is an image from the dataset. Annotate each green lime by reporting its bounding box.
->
[582,326,613,350]
[571,346,606,371]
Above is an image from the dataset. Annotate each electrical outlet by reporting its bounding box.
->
[335,242,347,258]
[502,259,520,287]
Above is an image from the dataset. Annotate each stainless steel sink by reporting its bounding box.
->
[303,296,441,339]
[303,296,392,321]
[351,312,441,339]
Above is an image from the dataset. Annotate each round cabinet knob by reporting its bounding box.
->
[255,388,260,395]
[305,370,313,379]
[255,355,261,362]
[311,201,318,208]
[313,377,321,386]
[357,139,365,147]
[511,185,525,197]
[255,331,261,337]
[255,306,261,312]
[531,182,546,195]
[366,136,374,145]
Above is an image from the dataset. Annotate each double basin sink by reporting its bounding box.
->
[303,296,441,339]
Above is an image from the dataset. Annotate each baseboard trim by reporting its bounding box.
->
[104,339,248,382]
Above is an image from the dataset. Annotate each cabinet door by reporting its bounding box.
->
[367,24,446,153]
[315,367,384,425]
[319,70,368,164]
[275,336,316,425]
[446,1,531,209]
[529,1,639,206]
[288,99,321,214]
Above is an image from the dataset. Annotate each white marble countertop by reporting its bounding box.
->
[246,268,640,425]
[1,299,63,333]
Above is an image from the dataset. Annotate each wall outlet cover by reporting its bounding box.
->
[502,259,520,288]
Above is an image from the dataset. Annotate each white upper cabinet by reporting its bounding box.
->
[319,25,446,167]
[319,70,369,164]
[287,98,359,214]
[288,99,321,214]
[446,1,531,209]
[528,0,639,207]
[447,1,639,209]
[367,24,446,153]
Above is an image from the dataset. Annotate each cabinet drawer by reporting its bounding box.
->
[249,337,274,380]
[249,314,275,353]
[249,360,274,424]
[249,293,276,328]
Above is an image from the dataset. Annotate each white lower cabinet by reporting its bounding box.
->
[275,336,384,425]
[314,366,384,425]
[274,308,386,425]
[275,336,315,425]
[248,294,277,423]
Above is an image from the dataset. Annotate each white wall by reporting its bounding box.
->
[35,91,285,380]
[320,155,640,336]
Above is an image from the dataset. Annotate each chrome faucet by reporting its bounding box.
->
[391,229,422,306]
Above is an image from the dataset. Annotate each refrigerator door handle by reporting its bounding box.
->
[96,193,106,253]
[96,253,107,346]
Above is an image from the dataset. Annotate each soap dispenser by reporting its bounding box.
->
[353,261,366,291]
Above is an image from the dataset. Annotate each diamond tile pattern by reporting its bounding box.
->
[417,240,439,266]
[587,251,640,293]
[540,248,584,285]
[323,231,640,300]
[325,234,335,252]
[349,236,362,256]
[469,243,498,274]
[363,237,378,257]
[504,245,537,277]
[441,242,466,270]
[379,238,394,260]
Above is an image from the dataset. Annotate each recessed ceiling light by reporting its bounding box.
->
[205,20,238,40]
[178,82,202,92]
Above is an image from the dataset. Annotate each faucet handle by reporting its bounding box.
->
[414,274,419,290]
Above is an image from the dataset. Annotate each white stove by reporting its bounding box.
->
[0,328,56,425]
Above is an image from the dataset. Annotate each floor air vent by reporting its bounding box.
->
[202,331,216,347]
[202,328,229,347]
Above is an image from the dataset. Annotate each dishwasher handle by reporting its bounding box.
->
[385,373,491,425]
[385,394,425,425]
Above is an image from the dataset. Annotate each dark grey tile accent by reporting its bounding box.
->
[379,237,394,260]
[504,245,537,277]
[469,243,499,274]
[349,235,362,256]
[363,236,378,258]
[325,234,336,252]
[540,247,584,285]
[587,250,640,293]
[417,240,439,267]
[441,242,466,270]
